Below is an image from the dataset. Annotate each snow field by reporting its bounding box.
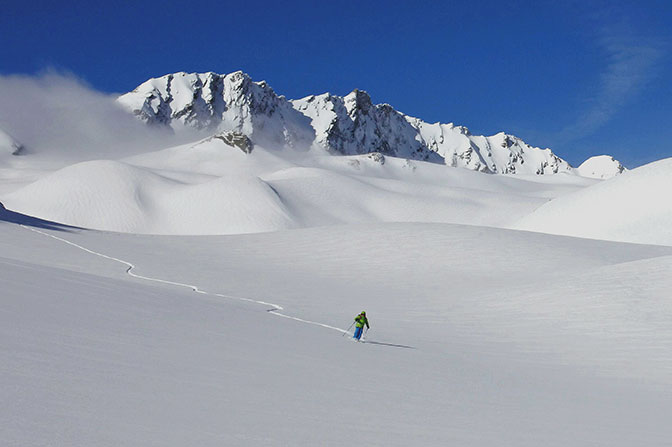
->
[3,217,672,445]
[1,139,594,235]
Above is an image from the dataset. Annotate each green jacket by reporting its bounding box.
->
[354,314,369,329]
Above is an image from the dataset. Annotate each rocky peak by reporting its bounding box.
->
[197,131,254,154]
[344,89,373,115]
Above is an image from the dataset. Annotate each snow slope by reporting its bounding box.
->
[0,158,296,234]
[3,215,672,446]
[513,158,672,245]
[0,136,595,234]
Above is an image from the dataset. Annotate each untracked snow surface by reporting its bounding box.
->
[2,213,672,446]
[0,137,595,235]
[513,158,672,245]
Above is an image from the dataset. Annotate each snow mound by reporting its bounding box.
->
[577,155,626,179]
[0,128,25,156]
[0,134,595,235]
[513,158,672,245]
[1,160,295,234]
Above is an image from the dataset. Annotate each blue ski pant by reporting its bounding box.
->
[353,326,363,340]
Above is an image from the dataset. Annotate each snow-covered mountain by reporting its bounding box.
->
[576,155,626,179]
[294,92,571,174]
[117,71,315,149]
[118,71,590,176]
[291,90,442,163]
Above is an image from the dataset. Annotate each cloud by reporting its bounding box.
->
[556,25,665,144]
[0,72,197,162]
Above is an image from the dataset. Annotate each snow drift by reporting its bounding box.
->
[0,159,296,234]
[1,135,594,235]
[513,158,672,245]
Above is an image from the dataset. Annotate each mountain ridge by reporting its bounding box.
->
[118,70,620,177]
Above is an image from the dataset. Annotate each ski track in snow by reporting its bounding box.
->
[21,225,350,335]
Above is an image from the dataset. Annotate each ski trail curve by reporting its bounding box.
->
[21,225,349,335]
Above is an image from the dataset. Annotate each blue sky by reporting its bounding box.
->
[1,0,670,167]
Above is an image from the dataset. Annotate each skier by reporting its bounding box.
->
[353,311,369,341]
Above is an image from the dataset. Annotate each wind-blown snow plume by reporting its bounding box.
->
[0,72,193,162]
[0,128,25,156]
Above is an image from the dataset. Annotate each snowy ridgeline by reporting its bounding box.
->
[118,71,620,177]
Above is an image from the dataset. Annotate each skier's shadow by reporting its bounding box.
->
[363,340,416,350]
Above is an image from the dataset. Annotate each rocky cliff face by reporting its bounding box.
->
[292,91,573,174]
[291,90,443,163]
[117,70,613,176]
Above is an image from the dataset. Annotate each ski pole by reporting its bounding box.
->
[342,321,355,336]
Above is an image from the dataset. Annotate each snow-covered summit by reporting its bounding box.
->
[0,128,25,156]
[117,71,315,149]
[292,90,443,163]
[118,70,586,175]
[576,155,626,179]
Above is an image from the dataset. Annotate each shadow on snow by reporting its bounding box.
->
[0,202,80,232]
[362,340,416,350]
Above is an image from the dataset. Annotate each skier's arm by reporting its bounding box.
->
[365,317,370,329]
